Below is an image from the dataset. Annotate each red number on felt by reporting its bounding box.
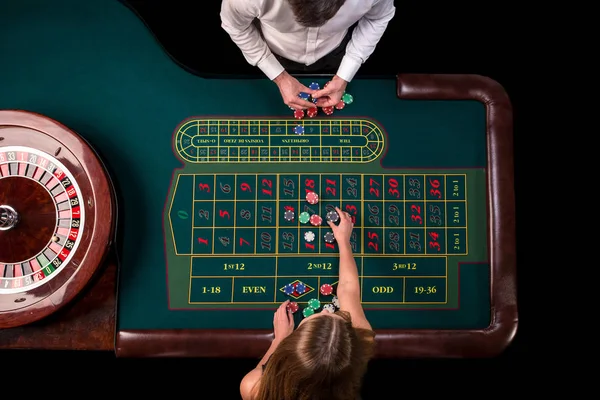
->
[219,210,230,219]
[388,178,400,198]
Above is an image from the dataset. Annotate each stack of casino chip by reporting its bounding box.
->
[302,298,321,317]
[287,301,299,313]
[304,231,316,242]
[320,283,334,296]
[323,304,336,313]
[283,281,307,297]
[326,210,339,222]
[323,231,335,243]
[306,191,319,204]
[291,81,353,120]
[298,211,310,224]
[283,210,295,222]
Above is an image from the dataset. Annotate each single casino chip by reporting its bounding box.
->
[303,307,315,317]
[310,214,322,226]
[284,210,295,221]
[323,304,336,313]
[323,106,334,115]
[326,210,339,222]
[294,125,304,135]
[331,295,340,308]
[287,301,299,313]
[294,109,304,119]
[296,282,306,293]
[307,107,318,118]
[306,191,319,204]
[335,100,345,110]
[298,92,310,100]
[342,93,353,104]
[299,211,310,224]
[324,231,336,243]
[304,231,315,242]
[284,283,295,295]
[309,82,320,90]
[320,283,334,296]
[308,298,321,309]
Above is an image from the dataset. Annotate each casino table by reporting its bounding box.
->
[0,0,518,358]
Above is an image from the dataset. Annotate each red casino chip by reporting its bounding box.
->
[287,301,299,313]
[305,191,319,204]
[309,214,322,226]
[335,100,345,110]
[320,284,334,296]
[307,107,318,118]
[322,106,334,115]
[294,110,304,119]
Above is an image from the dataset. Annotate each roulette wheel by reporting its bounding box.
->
[0,110,116,329]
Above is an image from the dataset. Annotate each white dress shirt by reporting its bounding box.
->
[220,0,395,82]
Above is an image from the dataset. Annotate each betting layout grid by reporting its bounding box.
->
[185,173,467,315]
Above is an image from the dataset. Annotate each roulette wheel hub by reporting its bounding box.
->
[0,205,19,231]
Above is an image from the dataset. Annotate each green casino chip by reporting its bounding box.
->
[303,307,315,317]
[308,298,321,309]
[299,211,310,224]
[342,93,353,104]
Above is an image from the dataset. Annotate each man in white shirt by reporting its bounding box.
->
[220,0,395,111]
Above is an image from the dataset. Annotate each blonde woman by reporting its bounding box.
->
[240,207,375,400]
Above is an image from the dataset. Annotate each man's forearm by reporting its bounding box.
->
[336,0,396,82]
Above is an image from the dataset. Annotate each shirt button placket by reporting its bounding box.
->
[306,27,318,65]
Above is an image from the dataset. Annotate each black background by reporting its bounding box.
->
[2,1,531,397]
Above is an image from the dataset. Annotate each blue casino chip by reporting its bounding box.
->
[284,284,295,295]
[298,92,310,100]
[309,82,320,90]
[296,282,306,293]
[294,125,304,135]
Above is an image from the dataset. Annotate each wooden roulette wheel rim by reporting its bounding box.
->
[0,110,115,328]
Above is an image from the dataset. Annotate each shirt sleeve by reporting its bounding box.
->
[336,0,396,82]
[220,0,284,80]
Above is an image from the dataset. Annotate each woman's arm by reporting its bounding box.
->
[240,301,295,399]
[240,338,282,400]
[328,208,372,330]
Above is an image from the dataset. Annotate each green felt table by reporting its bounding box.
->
[0,0,517,357]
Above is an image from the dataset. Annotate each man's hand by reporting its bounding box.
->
[313,75,348,108]
[273,300,295,341]
[273,71,316,110]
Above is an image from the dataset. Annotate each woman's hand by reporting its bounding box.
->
[273,300,295,341]
[327,206,354,244]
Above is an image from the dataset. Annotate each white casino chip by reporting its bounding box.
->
[304,231,315,242]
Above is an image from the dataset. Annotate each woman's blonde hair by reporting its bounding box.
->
[254,310,375,400]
